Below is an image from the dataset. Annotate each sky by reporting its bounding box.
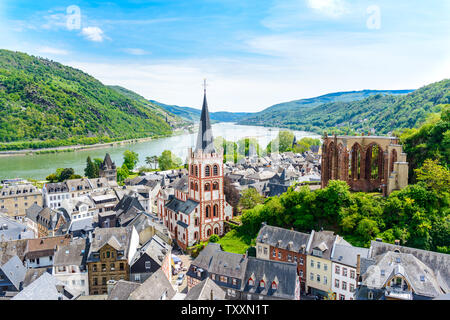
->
[0,0,449,112]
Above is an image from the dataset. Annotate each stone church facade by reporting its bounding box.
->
[321,133,409,196]
[157,87,233,250]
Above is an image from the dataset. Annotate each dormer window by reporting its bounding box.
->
[271,282,277,290]
[259,280,265,288]
[312,249,323,257]
[248,278,254,286]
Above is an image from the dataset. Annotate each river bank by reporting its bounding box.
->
[0,123,320,180]
[0,127,193,158]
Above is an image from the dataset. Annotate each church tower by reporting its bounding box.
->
[187,80,230,241]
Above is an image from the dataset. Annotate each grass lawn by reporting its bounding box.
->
[217,229,256,254]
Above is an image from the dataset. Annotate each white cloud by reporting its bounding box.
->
[306,0,349,17]
[37,46,69,55]
[122,48,149,55]
[81,27,105,42]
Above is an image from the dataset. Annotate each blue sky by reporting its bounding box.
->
[0,0,449,112]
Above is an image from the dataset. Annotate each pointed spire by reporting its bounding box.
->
[195,79,216,153]
[280,168,286,182]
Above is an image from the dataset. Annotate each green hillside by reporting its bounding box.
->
[238,80,449,135]
[238,89,413,127]
[0,49,183,150]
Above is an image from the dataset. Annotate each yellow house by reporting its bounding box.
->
[306,230,345,298]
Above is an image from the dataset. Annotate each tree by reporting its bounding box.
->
[158,150,182,171]
[223,176,240,215]
[266,131,295,154]
[209,234,220,243]
[123,150,139,172]
[238,188,264,211]
[145,155,158,169]
[84,156,96,178]
[59,168,75,181]
[356,218,380,242]
[415,159,450,194]
[117,164,129,183]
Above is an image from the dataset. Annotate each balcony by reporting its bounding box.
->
[385,286,412,300]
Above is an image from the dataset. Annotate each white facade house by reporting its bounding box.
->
[52,238,89,295]
[43,182,70,209]
[331,243,370,300]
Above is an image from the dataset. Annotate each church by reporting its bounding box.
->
[156,85,233,250]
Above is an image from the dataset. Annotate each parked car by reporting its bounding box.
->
[176,273,185,286]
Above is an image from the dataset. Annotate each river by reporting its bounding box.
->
[0,123,320,181]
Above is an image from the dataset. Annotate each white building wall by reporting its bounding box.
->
[331,262,357,300]
[52,267,89,296]
[26,256,53,268]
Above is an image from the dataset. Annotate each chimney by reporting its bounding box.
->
[394,239,400,246]
[107,279,117,295]
[356,254,361,278]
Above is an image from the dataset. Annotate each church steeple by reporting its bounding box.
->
[195,79,216,153]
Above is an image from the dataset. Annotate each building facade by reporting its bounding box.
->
[321,134,408,196]
[158,87,233,250]
[0,184,43,220]
[86,227,139,295]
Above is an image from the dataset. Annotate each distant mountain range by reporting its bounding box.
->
[237,81,449,135]
[149,100,252,123]
[156,83,449,136]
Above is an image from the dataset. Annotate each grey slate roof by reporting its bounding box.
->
[107,280,141,300]
[130,235,170,267]
[22,268,50,288]
[195,90,216,154]
[331,243,370,268]
[369,240,450,293]
[184,278,226,300]
[0,215,33,241]
[53,238,87,267]
[208,250,248,280]
[11,272,79,300]
[256,224,310,253]
[165,197,199,215]
[177,220,189,229]
[0,239,28,265]
[241,257,298,300]
[88,227,133,261]
[69,217,94,233]
[189,243,222,271]
[172,175,189,192]
[361,251,444,298]
[307,230,337,260]
[129,268,176,300]
[0,255,26,290]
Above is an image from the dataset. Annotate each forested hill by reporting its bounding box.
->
[0,49,184,150]
[151,99,252,123]
[238,89,413,126]
[238,80,449,135]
